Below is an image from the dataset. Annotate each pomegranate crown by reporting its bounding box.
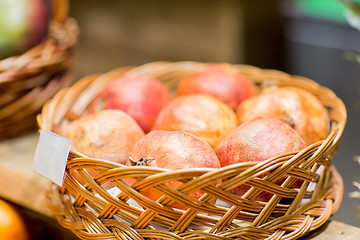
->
[129,157,155,166]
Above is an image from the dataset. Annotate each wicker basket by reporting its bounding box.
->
[37,61,346,240]
[0,0,79,140]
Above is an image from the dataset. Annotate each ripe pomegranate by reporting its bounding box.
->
[67,110,145,164]
[125,130,221,209]
[236,86,330,146]
[89,75,171,133]
[152,94,238,150]
[177,63,258,109]
[66,110,145,188]
[217,117,306,201]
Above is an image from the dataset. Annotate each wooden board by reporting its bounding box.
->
[0,132,360,239]
[0,132,53,217]
[301,220,360,239]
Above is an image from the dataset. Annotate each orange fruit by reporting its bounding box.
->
[0,199,29,240]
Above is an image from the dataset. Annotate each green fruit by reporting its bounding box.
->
[0,0,51,60]
[0,0,29,59]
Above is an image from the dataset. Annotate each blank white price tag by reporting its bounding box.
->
[33,130,74,186]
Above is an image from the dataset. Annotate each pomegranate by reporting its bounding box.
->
[152,94,238,150]
[236,86,329,146]
[66,110,145,187]
[177,63,258,109]
[125,130,221,209]
[67,109,145,164]
[89,75,171,133]
[217,117,306,201]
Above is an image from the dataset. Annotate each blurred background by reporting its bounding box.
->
[2,0,360,238]
[68,0,360,226]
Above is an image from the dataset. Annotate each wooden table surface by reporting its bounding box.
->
[0,132,359,239]
[0,132,53,217]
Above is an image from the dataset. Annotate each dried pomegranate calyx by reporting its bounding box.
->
[129,157,155,166]
[279,117,296,129]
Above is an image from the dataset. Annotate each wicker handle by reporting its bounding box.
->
[53,0,69,23]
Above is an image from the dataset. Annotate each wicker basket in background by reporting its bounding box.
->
[37,61,346,240]
[0,0,79,140]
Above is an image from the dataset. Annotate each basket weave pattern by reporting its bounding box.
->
[38,62,346,240]
[0,0,79,140]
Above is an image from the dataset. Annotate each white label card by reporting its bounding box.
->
[33,130,74,186]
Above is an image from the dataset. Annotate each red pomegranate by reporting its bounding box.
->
[236,86,330,146]
[217,117,306,201]
[177,63,258,109]
[125,130,221,209]
[152,94,238,150]
[89,75,171,133]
